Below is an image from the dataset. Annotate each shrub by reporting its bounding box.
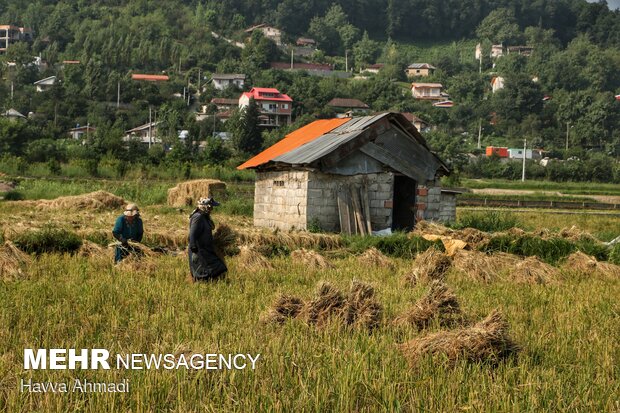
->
[219,198,253,217]
[609,243,620,265]
[2,190,24,201]
[14,225,82,255]
[454,211,521,232]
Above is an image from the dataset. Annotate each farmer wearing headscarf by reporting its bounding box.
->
[112,203,144,263]
[188,197,227,281]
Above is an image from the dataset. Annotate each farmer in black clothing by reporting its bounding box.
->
[188,197,227,281]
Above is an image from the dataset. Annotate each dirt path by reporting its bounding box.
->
[470,188,620,204]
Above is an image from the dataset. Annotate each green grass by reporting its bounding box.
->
[463,178,620,196]
[452,210,522,232]
[0,253,618,411]
[458,192,599,203]
[343,232,442,258]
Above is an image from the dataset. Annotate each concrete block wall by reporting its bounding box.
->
[253,171,309,230]
[439,192,457,223]
[307,171,393,232]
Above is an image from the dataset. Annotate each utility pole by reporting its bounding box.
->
[148,107,152,149]
[117,81,120,109]
[290,48,294,69]
[477,119,482,149]
[345,49,348,72]
[521,138,527,182]
[197,69,201,94]
[566,122,570,151]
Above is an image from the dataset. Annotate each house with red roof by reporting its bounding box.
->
[239,87,293,127]
[238,113,456,233]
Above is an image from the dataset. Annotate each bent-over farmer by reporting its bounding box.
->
[188,197,227,281]
[112,203,144,263]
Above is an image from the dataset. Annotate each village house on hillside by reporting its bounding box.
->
[401,113,432,133]
[363,63,384,74]
[327,98,371,117]
[245,24,282,46]
[68,125,96,141]
[0,25,33,53]
[123,122,160,146]
[405,63,436,78]
[239,87,293,127]
[238,113,457,233]
[491,76,505,93]
[34,76,56,92]
[2,108,26,122]
[211,74,246,91]
[411,82,443,100]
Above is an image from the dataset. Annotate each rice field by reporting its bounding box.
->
[0,182,619,411]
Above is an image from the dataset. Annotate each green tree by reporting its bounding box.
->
[476,8,523,45]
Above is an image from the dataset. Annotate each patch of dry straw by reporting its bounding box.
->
[412,221,452,236]
[0,241,30,280]
[394,280,463,330]
[238,229,343,253]
[406,248,452,285]
[236,245,273,271]
[357,247,393,269]
[561,251,620,278]
[451,227,491,247]
[452,250,520,282]
[344,281,382,331]
[303,282,347,326]
[399,308,518,366]
[290,249,333,269]
[36,191,126,210]
[509,256,559,284]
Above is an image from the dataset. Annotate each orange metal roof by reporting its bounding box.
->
[132,74,170,81]
[237,117,351,170]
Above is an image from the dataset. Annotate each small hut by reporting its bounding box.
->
[238,113,456,233]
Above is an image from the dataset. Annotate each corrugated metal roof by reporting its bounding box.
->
[237,118,350,169]
[272,113,390,165]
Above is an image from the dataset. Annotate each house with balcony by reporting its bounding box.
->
[239,87,293,127]
[0,25,33,53]
[411,83,443,100]
[211,74,246,91]
[123,122,161,146]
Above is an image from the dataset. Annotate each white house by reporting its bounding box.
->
[2,108,26,122]
[211,74,246,91]
[245,24,282,46]
[34,76,57,92]
[411,83,443,100]
[68,125,96,141]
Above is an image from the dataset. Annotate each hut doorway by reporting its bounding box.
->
[392,175,417,231]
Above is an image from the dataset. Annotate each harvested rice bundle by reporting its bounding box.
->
[399,308,518,366]
[406,248,452,285]
[358,247,393,269]
[77,240,107,257]
[452,227,490,246]
[413,220,452,236]
[394,280,462,330]
[236,245,273,271]
[344,281,382,330]
[303,282,346,327]
[0,241,30,280]
[451,250,518,282]
[261,294,305,324]
[290,248,334,269]
[509,256,559,284]
[561,252,620,278]
[167,179,226,207]
[36,191,125,210]
[213,223,239,256]
[557,225,597,242]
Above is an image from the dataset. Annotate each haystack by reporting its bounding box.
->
[358,247,393,269]
[413,221,452,236]
[303,282,346,326]
[561,252,620,278]
[236,245,273,271]
[0,241,30,280]
[399,309,518,366]
[558,226,597,242]
[509,256,559,284]
[167,179,226,207]
[452,227,490,247]
[394,280,462,330]
[213,223,238,256]
[290,249,333,269]
[261,294,305,324]
[452,250,519,282]
[406,248,452,285]
[36,191,125,210]
[344,281,382,330]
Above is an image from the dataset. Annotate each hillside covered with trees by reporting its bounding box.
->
[1,0,620,182]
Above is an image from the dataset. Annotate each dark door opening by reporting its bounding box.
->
[392,175,417,231]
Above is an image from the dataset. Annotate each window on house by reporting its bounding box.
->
[281,103,288,109]
[273,180,285,187]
